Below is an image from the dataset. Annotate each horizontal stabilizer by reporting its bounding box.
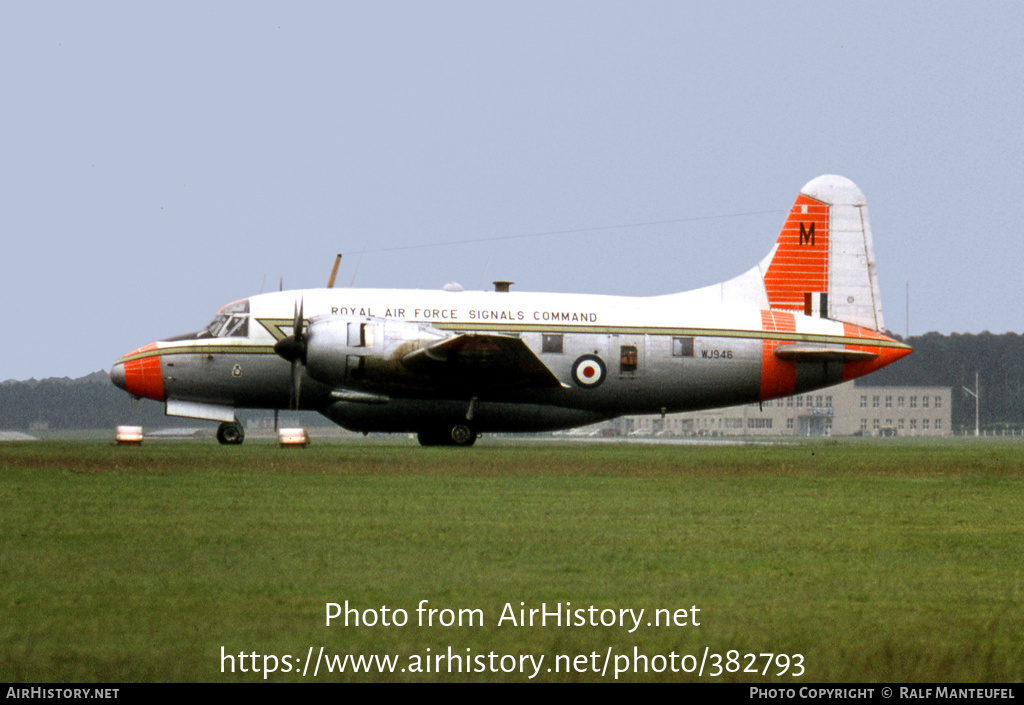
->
[773,344,879,363]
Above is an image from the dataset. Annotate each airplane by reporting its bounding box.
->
[110,175,912,446]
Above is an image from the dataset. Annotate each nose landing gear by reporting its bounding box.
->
[216,421,245,445]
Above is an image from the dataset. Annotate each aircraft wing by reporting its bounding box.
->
[402,333,567,390]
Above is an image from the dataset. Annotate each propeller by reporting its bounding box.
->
[273,299,306,410]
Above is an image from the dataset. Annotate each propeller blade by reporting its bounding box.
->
[290,358,303,410]
[273,297,306,411]
[273,298,307,363]
[294,298,304,341]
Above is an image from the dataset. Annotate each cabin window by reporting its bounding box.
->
[672,336,694,357]
[542,334,563,354]
[620,345,638,373]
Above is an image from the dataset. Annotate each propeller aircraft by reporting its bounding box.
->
[110,175,911,446]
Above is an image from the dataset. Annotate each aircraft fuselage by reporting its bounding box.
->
[110,286,910,435]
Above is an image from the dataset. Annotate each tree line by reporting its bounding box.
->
[0,372,166,431]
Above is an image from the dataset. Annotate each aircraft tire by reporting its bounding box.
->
[217,421,245,445]
[417,425,477,447]
[449,424,477,446]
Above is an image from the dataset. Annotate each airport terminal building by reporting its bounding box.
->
[611,381,952,438]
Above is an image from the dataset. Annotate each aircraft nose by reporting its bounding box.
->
[109,343,166,400]
[109,362,126,391]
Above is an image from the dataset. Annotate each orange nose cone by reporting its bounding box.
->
[112,343,165,401]
[841,324,912,382]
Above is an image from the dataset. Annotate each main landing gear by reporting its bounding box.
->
[216,421,245,445]
[417,424,478,447]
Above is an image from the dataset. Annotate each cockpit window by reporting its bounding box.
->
[200,299,250,338]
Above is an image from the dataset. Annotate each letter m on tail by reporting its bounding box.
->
[799,222,815,246]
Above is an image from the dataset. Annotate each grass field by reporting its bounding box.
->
[1,437,1022,682]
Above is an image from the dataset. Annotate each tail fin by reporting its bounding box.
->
[758,175,885,331]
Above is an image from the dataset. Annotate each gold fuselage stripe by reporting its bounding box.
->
[113,321,909,365]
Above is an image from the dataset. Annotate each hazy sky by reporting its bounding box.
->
[3,2,1021,381]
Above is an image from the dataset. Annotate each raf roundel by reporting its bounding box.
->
[571,355,606,388]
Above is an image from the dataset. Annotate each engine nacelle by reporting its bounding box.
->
[303,316,446,388]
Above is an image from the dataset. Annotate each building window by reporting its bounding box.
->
[898,419,905,431]
[860,396,867,408]
[885,396,892,408]
[910,396,917,408]
[935,419,942,431]
[935,396,942,409]
[922,396,929,408]
[672,336,694,357]
[860,419,868,432]
[542,334,563,354]
[872,396,880,408]
[898,396,905,408]
[923,419,930,430]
